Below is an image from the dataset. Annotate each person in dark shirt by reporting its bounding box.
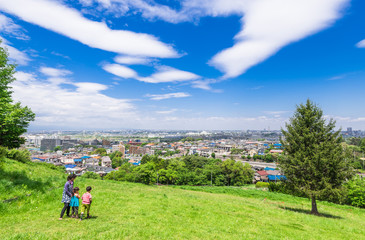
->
[59,174,76,220]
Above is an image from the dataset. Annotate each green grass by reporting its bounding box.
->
[1,159,365,239]
[0,158,65,202]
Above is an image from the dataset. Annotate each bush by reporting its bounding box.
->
[345,177,365,208]
[82,171,101,179]
[256,182,269,188]
[268,182,306,198]
[6,149,31,163]
[0,146,7,158]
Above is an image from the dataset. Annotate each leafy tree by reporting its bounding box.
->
[280,100,354,215]
[231,148,244,154]
[0,43,35,148]
[360,138,365,153]
[92,148,107,156]
[141,154,151,164]
[247,155,251,160]
[221,159,253,186]
[54,146,62,151]
[211,152,215,159]
[348,137,361,146]
[264,154,273,163]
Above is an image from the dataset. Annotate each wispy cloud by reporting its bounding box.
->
[39,67,72,77]
[191,79,222,92]
[328,75,345,80]
[51,51,71,60]
[263,111,288,115]
[0,13,29,40]
[0,0,178,58]
[114,55,152,65]
[146,92,191,100]
[155,109,177,114]
[250,86,264,90]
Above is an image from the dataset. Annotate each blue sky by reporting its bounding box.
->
[0,0,365,130]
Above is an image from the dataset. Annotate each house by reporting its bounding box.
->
[85,165,115,176]
[256,170,269,182]
[73,158,83,166]
[248,149,258,157]
[101,156,112,167]
[266,170,281,176]
[270,149,283,154]
[268,175,287,181]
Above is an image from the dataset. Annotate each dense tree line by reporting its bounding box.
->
[105,155,254,186]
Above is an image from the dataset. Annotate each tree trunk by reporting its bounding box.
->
[311,195,319,215]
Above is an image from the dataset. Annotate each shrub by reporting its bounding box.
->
[82,171,101,179]
[6,149,31,163]
[0,146,7,158]
[256,182,269,188]
[345,177,365,208]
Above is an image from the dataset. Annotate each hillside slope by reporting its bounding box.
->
[0,158,64,202]
[1,161,365,239]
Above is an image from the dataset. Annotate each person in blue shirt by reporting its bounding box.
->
[70,187,80,218]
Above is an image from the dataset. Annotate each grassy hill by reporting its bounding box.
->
[1,159,365,239]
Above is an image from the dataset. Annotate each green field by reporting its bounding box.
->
[1,159,365,240]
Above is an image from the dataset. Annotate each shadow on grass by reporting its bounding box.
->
[0,168,56,200]
[82,216,98,220]
[279,206,343,219]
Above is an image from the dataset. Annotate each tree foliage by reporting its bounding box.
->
[280,99,354,215]
[0,44,35,148]
[106,155,254,186]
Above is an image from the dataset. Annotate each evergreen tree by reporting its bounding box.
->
[0,43,35,148]
[280,99,353,215]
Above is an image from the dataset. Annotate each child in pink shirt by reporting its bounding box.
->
[80,186,92,221]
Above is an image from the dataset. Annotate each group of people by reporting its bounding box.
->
[59,174,93,221]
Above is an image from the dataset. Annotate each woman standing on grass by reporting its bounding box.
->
[59,174,76,220]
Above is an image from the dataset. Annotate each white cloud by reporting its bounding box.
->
[103,63,201,84]
[356,40,365,48]
[0,0,178,58]
[137,66,200,83]
[39,67,72,77]
[86,0,349,79]
[146,92,191,100]
[205,0,349,78]
[12,69,137,129]
[74,82,108,93]
[102,63,138,79]
[114,55,151,65]
[0,38,30,65]
[13,71,35,82]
